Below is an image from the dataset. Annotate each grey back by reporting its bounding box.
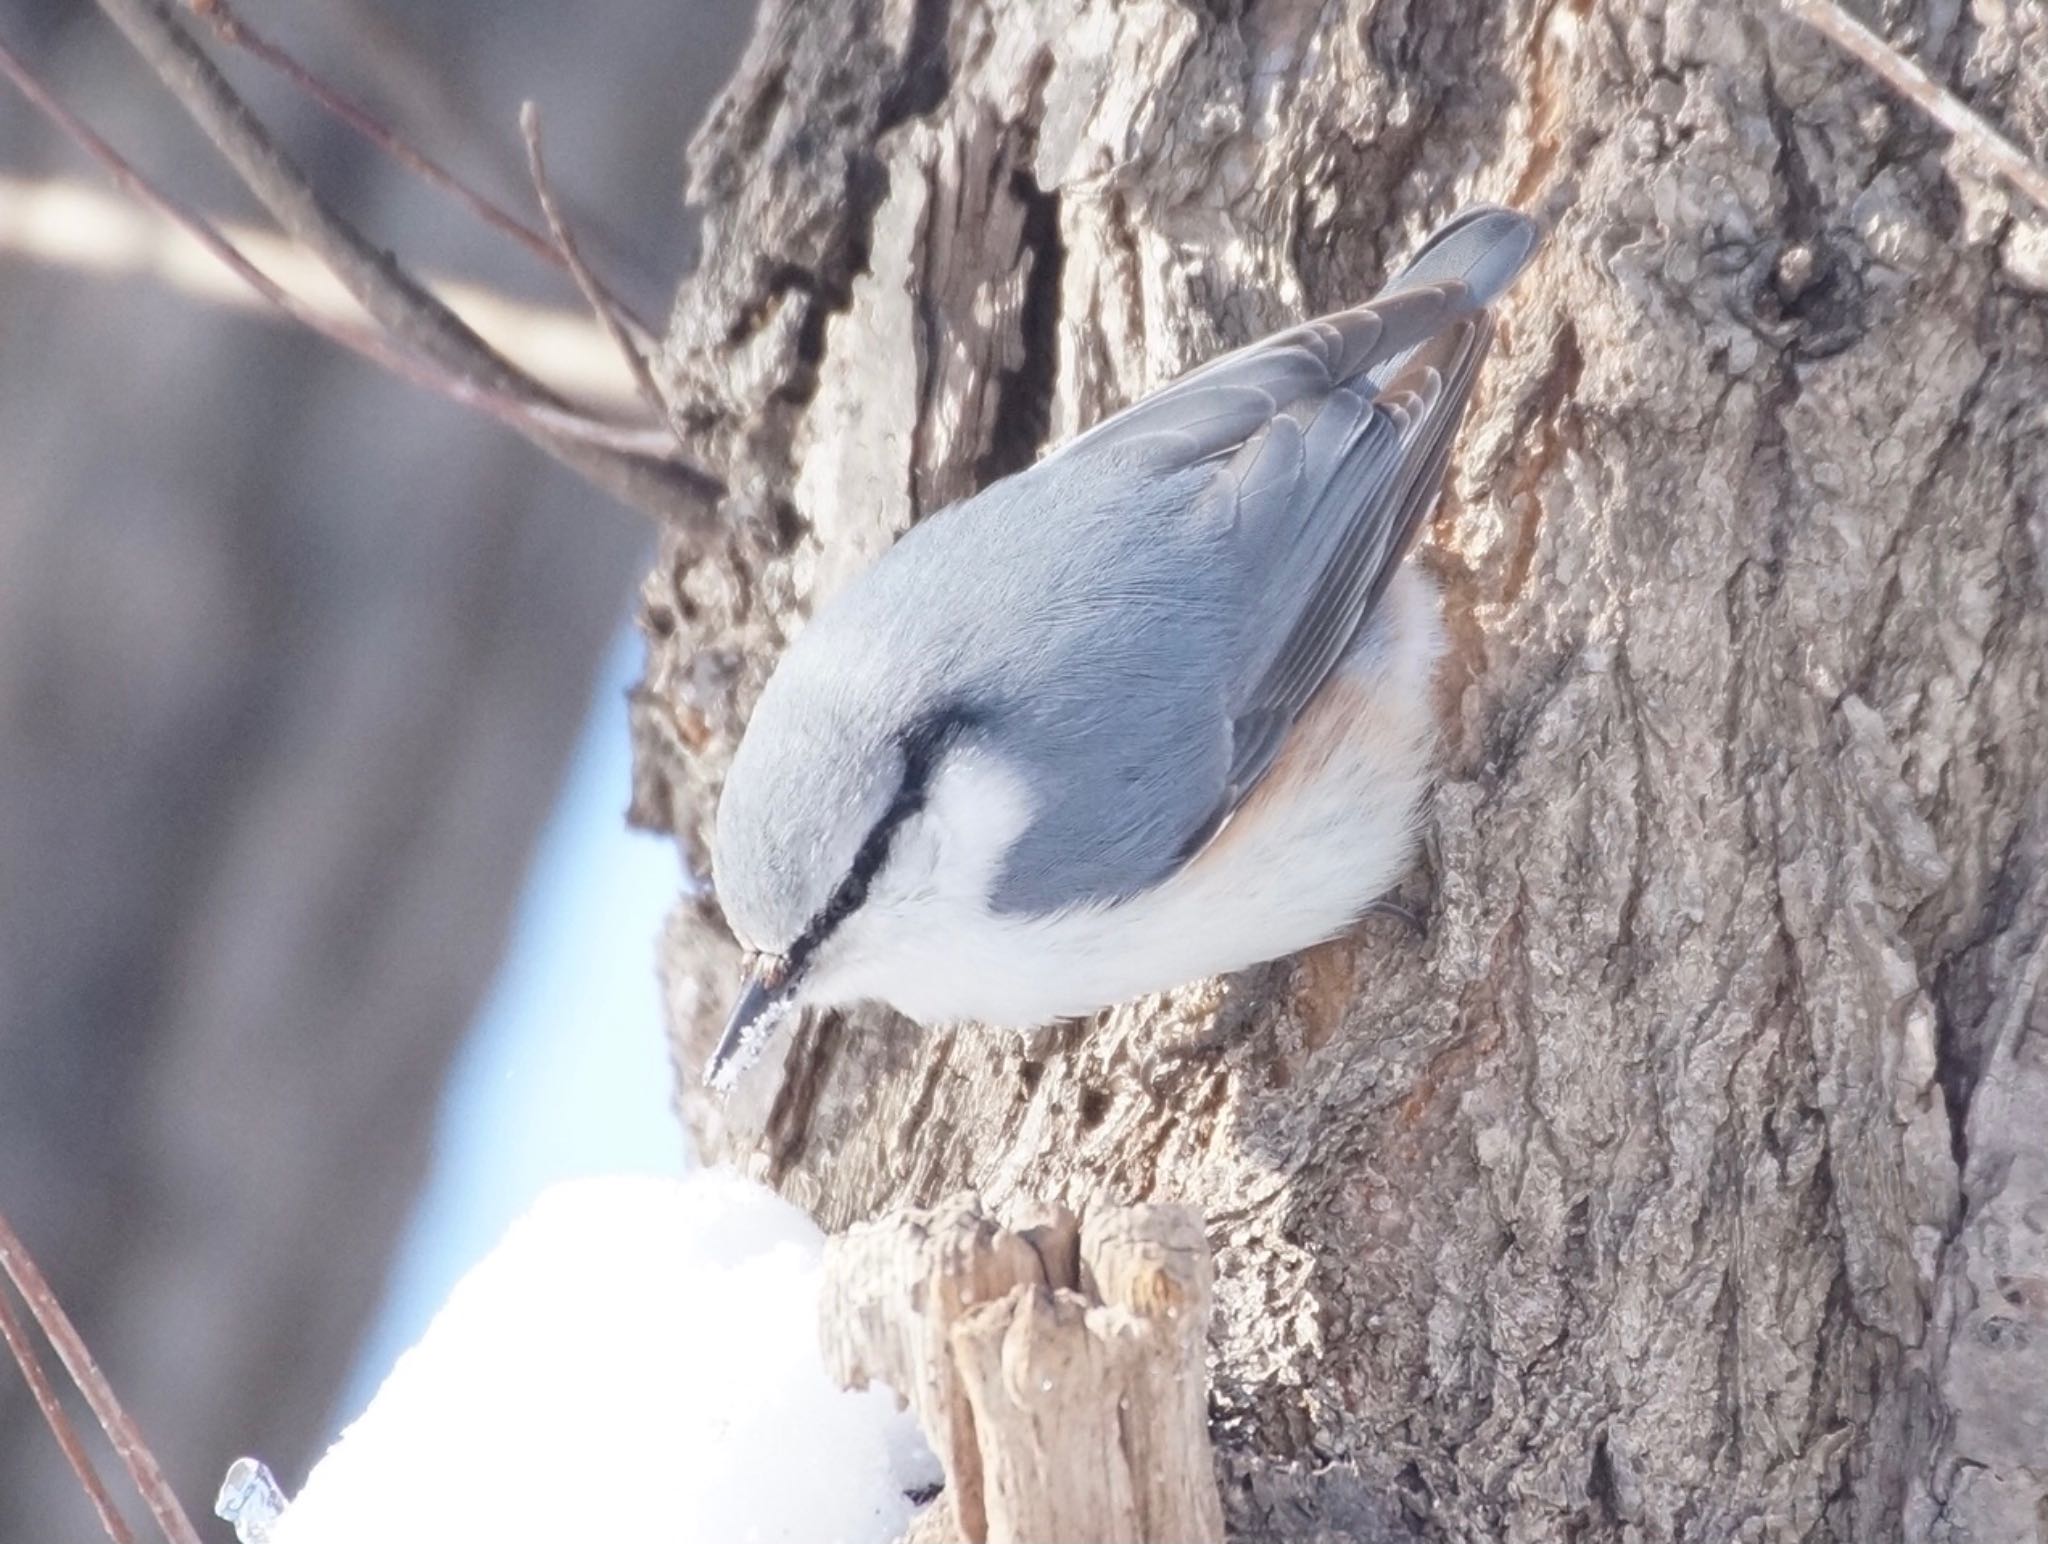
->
[716,206,1540,931]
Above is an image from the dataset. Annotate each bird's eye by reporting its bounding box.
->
[782,707,979,977]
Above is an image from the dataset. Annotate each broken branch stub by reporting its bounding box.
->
[819,1195,1223,1544]
[820,1195,1065,1542]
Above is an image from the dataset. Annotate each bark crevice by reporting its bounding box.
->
[645,1,2048,1536]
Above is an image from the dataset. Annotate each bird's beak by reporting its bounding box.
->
[705,955,793,1091]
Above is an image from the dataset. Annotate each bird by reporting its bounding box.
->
[704,204,1540,1089]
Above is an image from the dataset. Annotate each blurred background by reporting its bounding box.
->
[0,0,753,1534]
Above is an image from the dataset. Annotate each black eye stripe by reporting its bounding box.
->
[784,709,975,981]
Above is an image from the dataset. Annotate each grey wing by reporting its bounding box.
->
[1189,315,1495,853]
[1060,285,1462,470]
[1061,203,1535,472]
[1047,212,1527,867]
[987,206,1534,912]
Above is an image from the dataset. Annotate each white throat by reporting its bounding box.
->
[805,744,1038,1019]
[801,570,1441,1030]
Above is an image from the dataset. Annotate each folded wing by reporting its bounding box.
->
[1058,206,1534,863]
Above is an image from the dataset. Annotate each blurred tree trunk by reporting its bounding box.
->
[0,0,750,1532]
[642,0,2048,1538]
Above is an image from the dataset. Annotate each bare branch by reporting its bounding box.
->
[0,172,652,407]
[0,1210,205,1544]
[93,0,529,391]
[0,36,681,460]
[520,102,679,441]
[0,1286,136,1544]
[304,0,658,285]
[185,0,660,350]
[84,0,721,523]
[1782,0,2048,214]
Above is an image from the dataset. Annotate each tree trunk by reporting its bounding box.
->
[640,1,2048,1538]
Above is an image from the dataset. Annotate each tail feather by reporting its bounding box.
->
[1385,203,1541,310]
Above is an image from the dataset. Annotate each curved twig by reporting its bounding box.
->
[87,0,721,523]
[0,35,684,461]
[520,102,679,441]
[185,0,661,351]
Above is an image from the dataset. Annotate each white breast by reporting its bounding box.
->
[812,573,1444,1028]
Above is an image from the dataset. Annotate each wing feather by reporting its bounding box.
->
[1176,315,1496,859]
[988,206,1538,901]
[1063,284,1473,468]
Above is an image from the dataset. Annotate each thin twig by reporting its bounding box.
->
[95,0,536,393]
[316,0,664,283]
[0,1210,205,1544]
[184,0,660,350]
[1782,0,2048,214]
[0,35,679,459]
[0,171,654,406]
[0,1285,136,1544]
[322,0,502,163]
[520,102,679,442]
[85,0,721,523]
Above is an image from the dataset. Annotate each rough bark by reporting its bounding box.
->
[640,0,2048,1538]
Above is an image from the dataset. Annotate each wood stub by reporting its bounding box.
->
[819,1195,1223,1544]
[1076,1206,1221,1542]
[820,1194,1067,1542]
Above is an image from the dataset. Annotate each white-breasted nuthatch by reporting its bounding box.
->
[706,205,1540,1087]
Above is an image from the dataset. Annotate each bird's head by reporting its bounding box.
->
[708,640,1015,1087]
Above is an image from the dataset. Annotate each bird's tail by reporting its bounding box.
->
[1384,204,1541,311]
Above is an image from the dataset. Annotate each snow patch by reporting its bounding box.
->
[250,1172,934,1544]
